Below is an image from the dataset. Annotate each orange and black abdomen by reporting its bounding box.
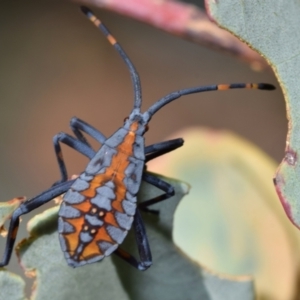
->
[58,124,145,267]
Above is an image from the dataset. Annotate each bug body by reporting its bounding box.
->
[59,121,146,267]
[0,6,275,270]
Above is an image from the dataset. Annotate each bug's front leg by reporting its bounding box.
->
[0,180,73,267]
[52,132,95,185]
[70,117,106,146]
[52,118,107,186]
[145,138,184,162]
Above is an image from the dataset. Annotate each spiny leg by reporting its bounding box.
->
[145,138,184,162]
[114,210,152,271]
[54,118,107,185]
[0,180,74,267]
[143,140,182,213]
[70,117,106,147]
[53,132,96,185]
[139,172,175,214]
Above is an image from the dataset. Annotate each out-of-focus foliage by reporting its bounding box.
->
[0,270,25,300]
[0,197,25,237]
[0,175,255,300]
[150,128,300,300]
[206,0,300,234]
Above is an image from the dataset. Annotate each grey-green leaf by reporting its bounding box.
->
[205,0,300,232]
[0,175,255,299]
[113,175,255,300]
[0,270,26,300]
[0,196,26,235]
[17,206,130,300]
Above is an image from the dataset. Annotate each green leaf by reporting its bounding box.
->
[0,270,26,300]
[17,206,130,300]
[149,128,300,300]
[205,0,300,232]
[0,196,26,236]
[113,175,255,300]
[0,174,255,299]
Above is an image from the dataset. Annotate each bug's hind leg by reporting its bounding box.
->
[145,138,184,162]
[0,181,73,267]
[53,132,96,185]
[114,210,152,271]
[139,172,175,215]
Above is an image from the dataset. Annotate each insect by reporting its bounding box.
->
[0,6,275,271]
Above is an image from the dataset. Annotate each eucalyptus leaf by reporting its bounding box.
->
[149,128,300,300]
[205,0,300,232]
[17,206,130,300]
[113,175,255,300]
[0,174,256,299]
[0,270,26,300]
[0,197,26,235]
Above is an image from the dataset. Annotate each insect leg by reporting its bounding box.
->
[53,132,96,185]
[0,180,74,267]
[145,138,184,162]
[143,139,182,213]
[114,210,152,271]
[139,172,175,213]
[70,117,106,146]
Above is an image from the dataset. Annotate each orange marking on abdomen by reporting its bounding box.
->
[63,217,86,253]
[104,211,119,227]
[81,121,138,212]
[95,226,114,244]
[108,122,138,211]
[80,188,95,198]
[80,173,110,198]
[81,240,103,259]
[72,199,92,213]
[112,200,123,212]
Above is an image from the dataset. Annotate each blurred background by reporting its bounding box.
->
[0,0,285,293]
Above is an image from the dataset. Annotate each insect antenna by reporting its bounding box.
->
[145,83,275,119]
[80,6,142,111]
